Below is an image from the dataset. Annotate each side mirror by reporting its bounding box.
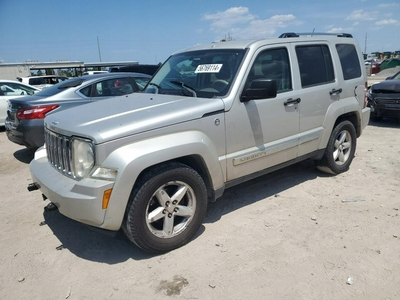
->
[241,79,277,102]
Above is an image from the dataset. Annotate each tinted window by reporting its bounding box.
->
[336,44,362,80]
[34,79,84,97]
[244,47,292,93]
[29,78,45,85]
[28,76,68,86]
[296,45,334,87]
[110,65,160,76]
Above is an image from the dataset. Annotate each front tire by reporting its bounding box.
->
[316,120,356,175]
[123,162,208,253]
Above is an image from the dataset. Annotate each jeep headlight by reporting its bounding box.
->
[72,138,94,179]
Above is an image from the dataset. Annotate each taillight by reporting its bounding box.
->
[16,105,59,120]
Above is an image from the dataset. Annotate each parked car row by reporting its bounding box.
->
[0,80,41,126]
[4,72,151,148]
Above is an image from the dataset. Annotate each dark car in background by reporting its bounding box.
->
[385,70,400,80]
[5,72,151,148]
[109,64,160,76]
[367,78,400,121]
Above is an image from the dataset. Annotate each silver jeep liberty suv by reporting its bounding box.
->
[29,32,370,253]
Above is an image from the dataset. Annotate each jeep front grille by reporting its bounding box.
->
[45,128,73,178]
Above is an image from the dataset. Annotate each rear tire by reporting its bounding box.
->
[123,162,208,253]
[316,120,356,175]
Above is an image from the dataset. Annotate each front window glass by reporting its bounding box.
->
[144,49,246,98]
[243,47,292,94]
[133,76,151,90]
[92,78,135,97]
[80,77,144,97]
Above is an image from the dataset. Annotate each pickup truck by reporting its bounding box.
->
[29,32,370,253]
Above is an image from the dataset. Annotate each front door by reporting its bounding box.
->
[225,46,300,182]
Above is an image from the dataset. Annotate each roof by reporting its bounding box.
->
[173,32,357,54]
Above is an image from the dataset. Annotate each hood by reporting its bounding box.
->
[45,93,225,144]
[371,80,400,93]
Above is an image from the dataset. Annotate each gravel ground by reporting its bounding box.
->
[0,117,400,299]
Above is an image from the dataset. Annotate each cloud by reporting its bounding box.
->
[378,2,400,8]
[375,19,399,26]
[326,26,354,33]
[203,7,256,31]
[346,9,377,21]
[203,7,301,40]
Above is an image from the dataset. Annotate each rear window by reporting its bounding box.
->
[34,79,83,97]
[296,45,334,88]
[336,44,362,80]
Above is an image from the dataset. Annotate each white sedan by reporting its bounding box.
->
[0,80,40,126]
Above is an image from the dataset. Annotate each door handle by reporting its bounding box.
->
[329,88,342,95]
[284,98,301,106]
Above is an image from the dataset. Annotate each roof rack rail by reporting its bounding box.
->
[279,32,353,38]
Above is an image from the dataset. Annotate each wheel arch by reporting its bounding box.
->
[100,131,225,230]
[132,155,216,204]
[319,99,362,150]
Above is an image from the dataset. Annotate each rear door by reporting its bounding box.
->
[290,42,340,156]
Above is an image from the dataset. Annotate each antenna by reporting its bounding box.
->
[97,36,102,62]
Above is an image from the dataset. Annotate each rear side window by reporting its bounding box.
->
[336,44,362,80]
[296,45,334,88]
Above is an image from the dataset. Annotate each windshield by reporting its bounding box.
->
[34,78,84,97]
[144,49,246,98]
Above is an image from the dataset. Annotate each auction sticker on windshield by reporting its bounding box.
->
[195,64,222,73]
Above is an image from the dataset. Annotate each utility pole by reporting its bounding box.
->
[364,32,367,55]
[97,36,102,62]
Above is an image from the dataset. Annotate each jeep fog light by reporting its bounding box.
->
[91,167,118,181]
[72,138,94,179]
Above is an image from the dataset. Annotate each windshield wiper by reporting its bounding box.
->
[170,81,197,97]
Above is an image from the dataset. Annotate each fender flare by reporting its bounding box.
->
[99,130,225,229]
[318,97,361,149]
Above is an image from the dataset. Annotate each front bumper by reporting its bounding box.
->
[30,148,116,229]
[368,97,400,118]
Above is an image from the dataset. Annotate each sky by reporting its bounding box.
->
[1,0,399,65]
